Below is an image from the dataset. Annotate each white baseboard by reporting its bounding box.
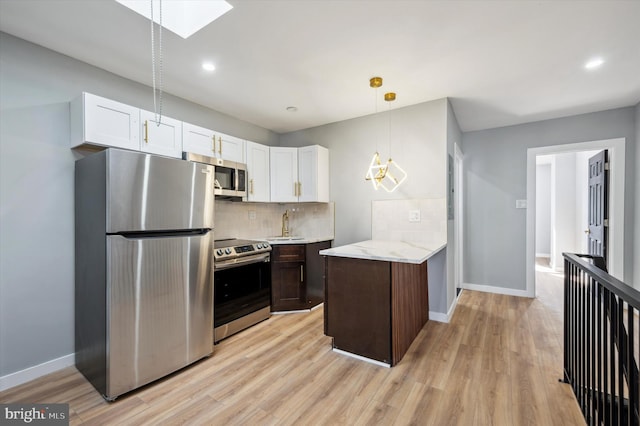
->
[429,293,459,323]
[0,353,75,392]
[536,253,550,258]
[462,282,533,298]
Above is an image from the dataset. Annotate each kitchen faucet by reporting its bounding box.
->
[281,209,290,237]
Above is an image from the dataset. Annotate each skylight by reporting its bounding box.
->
[115,0,233,39]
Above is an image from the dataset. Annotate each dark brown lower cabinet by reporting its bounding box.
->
[324,256,429,366]
[271,240,332,312]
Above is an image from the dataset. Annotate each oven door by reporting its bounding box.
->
[214,254,271,329]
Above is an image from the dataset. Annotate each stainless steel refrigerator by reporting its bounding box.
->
[75,148,215,400]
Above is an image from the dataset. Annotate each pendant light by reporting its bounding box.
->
[150,0,163,125]
[364,77,407,192]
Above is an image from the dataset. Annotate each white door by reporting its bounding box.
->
[246,141,270,202]
[270,147,298,202]
[140,111,182,158]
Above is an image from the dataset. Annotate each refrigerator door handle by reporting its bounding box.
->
[111,229,213,239]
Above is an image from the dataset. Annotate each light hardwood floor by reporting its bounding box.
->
[1,268,585,425]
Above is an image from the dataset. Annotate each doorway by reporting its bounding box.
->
[535,150,600,273]
[525,138,625,297]
[454,143,464,297]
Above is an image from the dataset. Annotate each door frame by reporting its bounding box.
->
[526,138,625,297]
[454,143,464,296]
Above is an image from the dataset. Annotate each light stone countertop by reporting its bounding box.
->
[264,236,334,245]
[319,240,446,264]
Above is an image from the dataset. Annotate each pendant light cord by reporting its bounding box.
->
[150,0,163,125]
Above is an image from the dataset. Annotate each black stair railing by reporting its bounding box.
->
[563,253,640,426]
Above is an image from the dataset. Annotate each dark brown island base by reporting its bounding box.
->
[320,240,445,366]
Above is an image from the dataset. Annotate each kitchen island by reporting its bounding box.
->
[320,240,445,366]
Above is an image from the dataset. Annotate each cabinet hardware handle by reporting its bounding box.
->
[298,182,302,197]
[212,135,215,153]
[218,136,222,156]
[294,182,297,197]
[250,179,254,194]
[144,120,149,143]
[300,265,304,282]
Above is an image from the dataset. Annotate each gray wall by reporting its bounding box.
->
[279,99,449,313]
[636,102,640,286]
[462,107,637,290]
[0,33,278,377]
[279,99,448,247]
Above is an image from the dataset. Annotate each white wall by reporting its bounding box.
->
[551,153,577,271]
[463,107,637,292]
[0,33,278,382]
[535,163,551,257]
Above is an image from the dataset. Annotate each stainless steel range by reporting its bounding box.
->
[213,239,272,342]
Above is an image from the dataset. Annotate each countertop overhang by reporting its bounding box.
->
[319,240,446,264]
[265,236,334,245]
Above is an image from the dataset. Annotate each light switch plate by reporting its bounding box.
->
[409,210,421,222]
[515,200,527,209]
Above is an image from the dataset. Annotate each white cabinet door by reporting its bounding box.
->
[218,133,245,163]
[71,92,140,150]
[139,111,182,158]
[298,145,329,202]
[270,147,298,202]
[246,141,270,202]
[182,122,216,157]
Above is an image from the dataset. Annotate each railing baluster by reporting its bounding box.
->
[618,296,624,425]
[610,289,616,426]
[627,304,634,426]
[591,276,596,424]
[604,287,610,423]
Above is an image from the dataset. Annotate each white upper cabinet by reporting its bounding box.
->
[139,110,183,158]
[71,92,140,150]
[218,133,245,163]
[246,141,270,202]
[182,122,217,157]
[270,147,298,202]
[270,145,329,203]
[298,145,329,202]
[182,122,244,162]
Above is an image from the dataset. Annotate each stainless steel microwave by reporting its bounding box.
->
[183,153,247,199]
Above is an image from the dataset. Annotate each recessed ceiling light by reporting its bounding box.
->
[286,106,298,112]
[202,62,216,72]
[115,0,233,39]
[585,57,604,70]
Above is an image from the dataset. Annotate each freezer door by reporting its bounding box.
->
[106,149,214,233]
[106,233,213,399]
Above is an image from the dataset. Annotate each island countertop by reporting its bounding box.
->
[319,239,446,264]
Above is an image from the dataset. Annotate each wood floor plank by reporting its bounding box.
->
[0,267,585,425]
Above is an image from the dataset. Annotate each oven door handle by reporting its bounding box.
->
[215,253,270,271]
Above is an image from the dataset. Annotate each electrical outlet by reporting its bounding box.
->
[409,210,421,222]
[248,210,257,220]
[515,200,527,209]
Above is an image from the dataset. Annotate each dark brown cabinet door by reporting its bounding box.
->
[325,256,391,364]
[271,245,306,311]
[305,240,332,308]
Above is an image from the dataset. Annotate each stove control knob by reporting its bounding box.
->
[264,243,270,249]
[216,249,224,256]
[225,248,232,254]
[256,243,263,249]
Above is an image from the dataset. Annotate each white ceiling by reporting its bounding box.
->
[1,0,639,134]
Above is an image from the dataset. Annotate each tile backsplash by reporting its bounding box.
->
[215,201,335,241]
[371,198,446,247]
